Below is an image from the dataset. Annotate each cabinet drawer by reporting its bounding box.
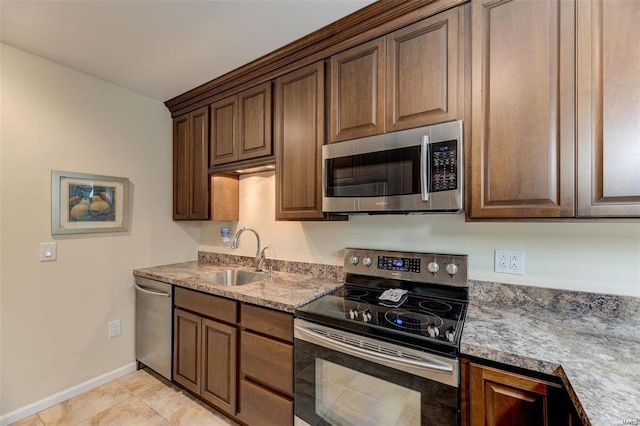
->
[240,303,293,342]
[175,287,237,324]
[238,378,293,426]
[240,330,292,396]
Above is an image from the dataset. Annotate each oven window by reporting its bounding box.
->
[325,146,421,197]
[315,359,420,425]
[295,339,459,426]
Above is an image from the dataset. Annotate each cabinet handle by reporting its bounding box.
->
[134,283,171,297]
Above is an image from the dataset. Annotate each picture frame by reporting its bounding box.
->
[52,171,130,235]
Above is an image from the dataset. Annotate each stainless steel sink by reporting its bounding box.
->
[201,269,265,286]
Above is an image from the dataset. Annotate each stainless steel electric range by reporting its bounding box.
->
[294,248,468,426]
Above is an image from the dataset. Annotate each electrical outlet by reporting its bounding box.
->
[495,250,525,275]
[108,320,121,338]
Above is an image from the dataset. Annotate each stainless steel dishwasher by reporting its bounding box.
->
[135,276,172,380]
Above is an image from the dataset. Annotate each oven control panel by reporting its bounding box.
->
[377,256,421,273]
[344,248,468,288]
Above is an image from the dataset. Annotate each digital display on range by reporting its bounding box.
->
[378,256,420,273]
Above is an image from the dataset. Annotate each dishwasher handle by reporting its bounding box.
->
[134,283,171,297]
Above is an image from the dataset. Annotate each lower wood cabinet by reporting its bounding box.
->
[173,288,238,416]
[173,287,294,425]
[238,378,293,426]
[237,303,294,425]
[463,360,580,426]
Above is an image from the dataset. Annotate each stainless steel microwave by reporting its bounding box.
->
[322,120,463,214]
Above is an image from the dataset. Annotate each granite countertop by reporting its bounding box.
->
[133,259,343,313]
[135,254,639,425]
[462,281,640,426]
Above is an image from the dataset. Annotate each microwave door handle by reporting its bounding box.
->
[421,135,430,201]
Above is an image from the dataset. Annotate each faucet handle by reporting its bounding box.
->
[259,246,269,262]
[257,246,269,271]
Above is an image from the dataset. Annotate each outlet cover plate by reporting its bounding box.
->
[495,250,524,275]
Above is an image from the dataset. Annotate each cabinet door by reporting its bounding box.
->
[469,364,550,426]
[173,114,191,220]
[201,318,237,415]
[470,0,576,218]
[210,96,238,166]
[173,107,209,221]
[577,0,640,216]
[274,62,326,220]
[189,107,210,220]
[173,309,201,395]
[238,82,272,161]
[329,37,385,143]
[386,7,460,132]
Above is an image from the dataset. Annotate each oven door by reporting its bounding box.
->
[294,319,459,426]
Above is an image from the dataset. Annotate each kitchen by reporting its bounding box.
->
[1,0,639,425]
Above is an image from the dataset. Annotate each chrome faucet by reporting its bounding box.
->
[230,227,268,272]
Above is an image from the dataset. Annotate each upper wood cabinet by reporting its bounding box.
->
[329,38,386,143]
[173,106,210,220]
[329,7,462,143]
[576,0,640,217]
[210,96,237,166]
[274,62,328,220]
[386,7,461,132]
[210,82,273,166]
[470,0,640,219]
[470,0,576,219]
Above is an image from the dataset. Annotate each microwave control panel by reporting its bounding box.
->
[430,139,458,192]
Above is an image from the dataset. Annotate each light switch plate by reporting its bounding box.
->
[40,242,57,261]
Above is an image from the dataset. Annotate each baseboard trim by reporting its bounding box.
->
[0,362,137,426]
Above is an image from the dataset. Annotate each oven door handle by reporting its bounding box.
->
[295,324,453,374]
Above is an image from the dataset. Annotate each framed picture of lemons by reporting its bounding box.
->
[52,171,130,235]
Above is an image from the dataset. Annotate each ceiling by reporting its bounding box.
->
[0,0,375,102]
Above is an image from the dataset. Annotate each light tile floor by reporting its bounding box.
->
[10,368,238,426]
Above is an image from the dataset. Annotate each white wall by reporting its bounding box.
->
[201,172,640,297]
[0,45,200,415]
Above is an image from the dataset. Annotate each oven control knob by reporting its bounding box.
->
[363,257,373,267]
[349,309,359,320]
[445,328,456,343]
[445,263,459,276]
[427,262,440,273]
[362,312,372,323]
[350,255,360,265]
[427,325,440,338]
